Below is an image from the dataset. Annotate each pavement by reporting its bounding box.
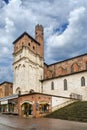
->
[0,124,21,130]
[0,114,87,130]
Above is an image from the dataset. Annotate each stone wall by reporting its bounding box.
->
[13,46,44,94]
[43,71,87,100]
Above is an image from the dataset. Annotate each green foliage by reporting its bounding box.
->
[46,101,87,122]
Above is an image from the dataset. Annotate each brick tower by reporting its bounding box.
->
[35,24,44,58]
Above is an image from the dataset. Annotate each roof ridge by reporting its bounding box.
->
[13,32,40,45]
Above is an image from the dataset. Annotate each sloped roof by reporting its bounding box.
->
[0,81,13,86]
[44,52,87,66]
[13,32,40,45]
[0,94,18,101]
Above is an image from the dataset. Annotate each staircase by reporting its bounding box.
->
[52,93,82,112]
[52,99,77,112]
[46,101,87,122]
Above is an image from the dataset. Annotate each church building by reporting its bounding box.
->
[0,24,87,117]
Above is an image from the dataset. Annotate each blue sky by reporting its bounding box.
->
[3,0,9,4]
[0,0,87,83]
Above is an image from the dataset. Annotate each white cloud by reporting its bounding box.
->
[46,6,87,63]
[0,0,87,82]
[5,17,15,33]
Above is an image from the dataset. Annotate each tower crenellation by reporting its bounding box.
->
[35,24,44,44]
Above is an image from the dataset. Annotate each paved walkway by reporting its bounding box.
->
[0,114,87,130]
[0,124,20,130]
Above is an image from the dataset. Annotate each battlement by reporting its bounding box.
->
[35,24,43,31]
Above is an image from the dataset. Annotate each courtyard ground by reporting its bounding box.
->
[0,114,87,130]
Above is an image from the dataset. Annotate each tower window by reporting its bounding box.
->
[33,46,35,50]
[81,77,85,86]
[51,81,54,90]
[10,86,12,88]
[64,79,67,90]
[28,43,30,46]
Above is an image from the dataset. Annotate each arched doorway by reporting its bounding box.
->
[39,102,49,114]
[21,101,33,117]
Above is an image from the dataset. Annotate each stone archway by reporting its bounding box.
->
[21,101,33,117]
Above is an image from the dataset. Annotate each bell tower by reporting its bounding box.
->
[35,24,44,58]
[13,25,44,94]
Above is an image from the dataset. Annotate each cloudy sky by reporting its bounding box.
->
[0,0,87,83]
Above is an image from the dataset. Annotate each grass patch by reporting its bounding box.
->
[46,101,87,122]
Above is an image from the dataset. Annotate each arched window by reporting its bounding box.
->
[28,43,30,46]
[64,79,67,90]
[29,89,34,93]
[71,63,79,73]
[16,87,21,94]
[57,66,65,76]
[51,81,54,90]
[81,77,85,86]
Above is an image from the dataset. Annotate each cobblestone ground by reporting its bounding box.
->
[0,114,87,130]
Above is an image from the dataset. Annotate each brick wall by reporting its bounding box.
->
[44,54,87,79]
[18,93,52,117]
[13,25,44,58]
[0,82,13,98]
[35,24,44,58]
[14,35,37,55]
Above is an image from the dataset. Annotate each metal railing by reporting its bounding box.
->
[70,93,82,100]
[52,93,82,112]
[52,99,76,112]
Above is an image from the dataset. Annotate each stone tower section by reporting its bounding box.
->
[35,24,44,58]
[12,25,44,95]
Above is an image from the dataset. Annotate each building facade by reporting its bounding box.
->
[42,54,87,100]
[0,94,18,113]
[11,24,87,116]
[0,82,13,98]
[0,24,87,117]
[18,93,52,118]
